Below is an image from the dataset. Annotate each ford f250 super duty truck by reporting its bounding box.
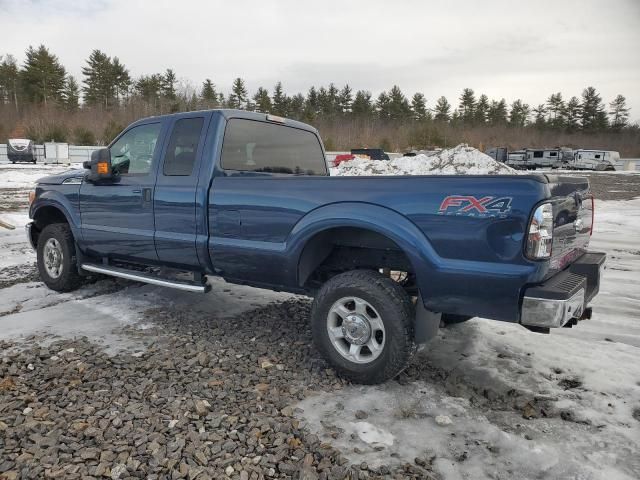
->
[26,110,606,384]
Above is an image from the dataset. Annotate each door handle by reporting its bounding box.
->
[132,189,142,194]
[143,188,152,202]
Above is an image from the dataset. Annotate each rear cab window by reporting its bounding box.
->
[221,119,327,175]
[163,117,205,176]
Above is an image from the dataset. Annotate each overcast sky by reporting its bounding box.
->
[1,0,639,120]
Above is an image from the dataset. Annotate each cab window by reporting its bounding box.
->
[110,123,162,176]
[221,119,326,175]
[163,118,204,176]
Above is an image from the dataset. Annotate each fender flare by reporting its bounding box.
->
[31,192,81,237]
[286,202,442,299]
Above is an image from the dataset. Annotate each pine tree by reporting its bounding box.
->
[303,86,319,120]
[230,77,248,109]
[162,68,177,100]
[135,74,164,104]
[581,86,607,131]
[111,57,130,102]
[272,82,288,116]
[546,92,565,128]
[351,90,373,117]
[474,94,489,124]
[433,96,451,122]
[608,94,629,130]
[376,91,391,119]
[532,104,547,127]
[0,54,20,111]
[508,99,530,127]
[82,49,116,107]
[200,79,218,106]
[564,96,581,132]
[387,85,411,120]
[411,92,428,121]
[338,84,352,114]
[289,93,305,119]
[487,99,508,125]
[253,87,272,113]
[21,45,66,105]
[327,83,340,116]
[457,88,476,123]
[62,75,80,112]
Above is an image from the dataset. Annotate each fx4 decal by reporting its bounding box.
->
[439,195,513,217]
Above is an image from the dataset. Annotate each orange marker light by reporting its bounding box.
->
[97,162,109,174]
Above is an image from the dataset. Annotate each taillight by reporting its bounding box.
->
[526,203,553,259]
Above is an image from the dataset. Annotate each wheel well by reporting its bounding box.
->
[31,206,69,247]
[298,227,415,291]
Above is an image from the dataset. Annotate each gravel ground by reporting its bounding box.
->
[561,172,640,201]
[0,298,439,480]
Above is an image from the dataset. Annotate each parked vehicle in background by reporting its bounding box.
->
[351,148,390,160]
[26,109,606,384]
[7,138,37,163]
[569,149,618,171]
[507,148,573,170]
[485,146,508,163]
[333,153,356,166]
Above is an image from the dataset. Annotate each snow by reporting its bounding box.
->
[330,144,519,176]
[297,196,640,479]
[0,163,81,189]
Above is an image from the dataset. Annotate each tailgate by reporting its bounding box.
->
[546,175,593,274]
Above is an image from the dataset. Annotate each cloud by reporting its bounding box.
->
[0,0,638,119]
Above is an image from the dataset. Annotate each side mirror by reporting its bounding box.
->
[86,148,114,183]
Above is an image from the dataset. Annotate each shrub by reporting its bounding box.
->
[73,127,96,145]
[102,120,125,145]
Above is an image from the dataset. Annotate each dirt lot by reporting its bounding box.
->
[1,166,639,480]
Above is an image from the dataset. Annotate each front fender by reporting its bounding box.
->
[287,202,439,300]
[31,189,81,238]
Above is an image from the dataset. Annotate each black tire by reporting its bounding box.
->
[441,314,473,325]
[37,223,83,292]
[311,270,416,384]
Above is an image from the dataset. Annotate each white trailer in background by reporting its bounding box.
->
[569,149,619,171]
[506,148,572,170]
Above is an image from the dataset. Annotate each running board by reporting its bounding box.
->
[80,264,210,293]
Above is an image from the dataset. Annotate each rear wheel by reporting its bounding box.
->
[311,270,416,384]
[37,223,83,292]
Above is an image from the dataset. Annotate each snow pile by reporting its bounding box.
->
[330,144,518,176]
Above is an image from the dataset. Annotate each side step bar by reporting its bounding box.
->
[81,263,210,293]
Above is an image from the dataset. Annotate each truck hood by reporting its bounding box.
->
[37,169,85,185]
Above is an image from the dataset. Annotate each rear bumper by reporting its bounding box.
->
[520,252,606,328]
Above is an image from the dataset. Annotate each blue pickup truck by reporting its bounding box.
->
[26,109,605,383]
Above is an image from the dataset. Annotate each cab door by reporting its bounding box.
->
[79,121,165,262]
[154,114,211,268]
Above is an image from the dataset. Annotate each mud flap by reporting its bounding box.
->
[415,294,441,345]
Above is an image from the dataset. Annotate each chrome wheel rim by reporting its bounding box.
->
[327,296,385,364]
[43,238,63,279]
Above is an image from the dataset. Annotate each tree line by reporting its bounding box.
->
[0,45,636,153]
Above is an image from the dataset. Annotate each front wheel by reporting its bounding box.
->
[37,223,83,292]
[311,270,416,384]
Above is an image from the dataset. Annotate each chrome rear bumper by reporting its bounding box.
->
[520,252,605,329]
